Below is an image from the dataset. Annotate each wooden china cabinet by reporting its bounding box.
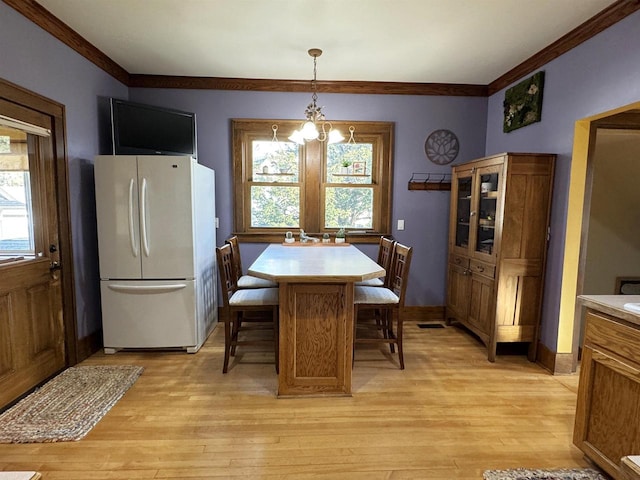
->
[445,152,555,362]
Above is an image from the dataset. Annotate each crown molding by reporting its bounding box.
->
[4,0,640,97]
[488,0,640,95]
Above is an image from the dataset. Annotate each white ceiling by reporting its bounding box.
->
[37,0,616,84]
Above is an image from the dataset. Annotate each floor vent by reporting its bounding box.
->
[417,323,445,329]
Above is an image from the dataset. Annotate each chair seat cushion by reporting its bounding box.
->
[354,286,399,305]
[230,287,279,306]
[355,277,384,287]
[238,274,277,289]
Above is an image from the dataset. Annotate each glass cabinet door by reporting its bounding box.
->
[454,174,472,249]
[473,167,501,256]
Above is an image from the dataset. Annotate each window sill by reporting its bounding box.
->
[234,232,388,244]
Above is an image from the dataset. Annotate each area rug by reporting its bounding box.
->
[483,468,608,480]
[0,365,143,443]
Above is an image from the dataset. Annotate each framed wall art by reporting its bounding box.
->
[424,129,459,165]
[503,71,545,133]
[352,161,366,175]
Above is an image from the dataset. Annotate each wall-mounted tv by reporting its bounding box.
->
[110,98,197,158]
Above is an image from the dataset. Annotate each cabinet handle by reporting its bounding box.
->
[476,265,485,272]
[462,269,470,276]
[455,258,462,264]
[470,211,476,217]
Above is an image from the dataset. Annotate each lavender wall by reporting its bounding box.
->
[0,2,128,338]
[485,11,640,349]
[129,89,488,305]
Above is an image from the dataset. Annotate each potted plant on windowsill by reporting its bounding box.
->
[340,160,351,175]
[335,228,346,243]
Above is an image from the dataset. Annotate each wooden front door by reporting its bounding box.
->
[0,93,69,407]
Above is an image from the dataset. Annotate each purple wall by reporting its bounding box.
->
[0,2,128,338]
[129,89,488,306]
[485,11,640,348]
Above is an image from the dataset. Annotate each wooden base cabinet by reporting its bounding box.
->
[574,305,640,480]
[445,153,555,362]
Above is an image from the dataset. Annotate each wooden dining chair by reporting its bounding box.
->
[353,243,413,369]
[216,244,279,373]
[355,236,396,287]
[225,236,277,289]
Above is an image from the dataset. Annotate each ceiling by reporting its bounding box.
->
[34,0,618,85]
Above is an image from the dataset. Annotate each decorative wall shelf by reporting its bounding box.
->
[255,172,295,176]
[408,173,452,191]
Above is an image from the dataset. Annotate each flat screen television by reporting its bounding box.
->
[110,98,197,158]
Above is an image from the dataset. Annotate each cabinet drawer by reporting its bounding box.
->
[469,259,495,279]
[585,310,640,361]
[449,254,469,268]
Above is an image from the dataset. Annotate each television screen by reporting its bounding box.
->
[110,99,197,158]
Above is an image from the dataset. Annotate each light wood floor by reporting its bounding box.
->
[0,321,595,479]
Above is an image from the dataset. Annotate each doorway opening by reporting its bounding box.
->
[558,102,640,372]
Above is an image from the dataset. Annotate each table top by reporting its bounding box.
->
[578,295,640,327]
[248,244,385,283]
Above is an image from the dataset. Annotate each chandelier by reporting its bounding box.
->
[288,48,345,145]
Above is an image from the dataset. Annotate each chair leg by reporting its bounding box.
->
[274,306,279,374]
[385,310,395,353]
[230,314,242,356]
[396,310,404,370]
[223,318,231,374]
[352,306,358,367]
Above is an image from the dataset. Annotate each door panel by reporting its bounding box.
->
[468,273,494,340]
[0,259,64,407]
[94,155,141,279]
[446,263,469,321]
[138,156,195,279]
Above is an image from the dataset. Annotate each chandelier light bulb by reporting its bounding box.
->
[288,129,305,145]
[327,129,344,144]
[301,121,319,140]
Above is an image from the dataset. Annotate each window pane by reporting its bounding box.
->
[0,136,10,153]
[327,143,373,184]
[325,187,373,229]
[251,186,300,228]
[1,127,34,257]
[252,140,299,180]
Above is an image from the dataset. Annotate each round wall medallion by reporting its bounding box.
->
[424,129,459,165]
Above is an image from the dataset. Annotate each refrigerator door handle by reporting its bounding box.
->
[141,177,150,257]
[107,283,187,293]
[128,178,139,257]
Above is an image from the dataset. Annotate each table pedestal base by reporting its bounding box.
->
[277,282,353,397]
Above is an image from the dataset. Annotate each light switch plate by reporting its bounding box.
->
[397,219,405,230]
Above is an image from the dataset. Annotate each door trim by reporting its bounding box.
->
[0,76,78,365]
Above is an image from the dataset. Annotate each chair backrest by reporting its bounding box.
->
[225,235,243,280]
[216,243,238,308]
[387,243,413,306]
[377,237,396,286]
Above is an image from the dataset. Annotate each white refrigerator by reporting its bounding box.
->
[94,155,217,353]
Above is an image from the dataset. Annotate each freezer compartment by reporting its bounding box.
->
[101,279,202,352]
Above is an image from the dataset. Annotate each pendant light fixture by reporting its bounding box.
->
[288,48,345,145]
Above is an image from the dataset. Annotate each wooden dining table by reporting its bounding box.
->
[248,244,385,397]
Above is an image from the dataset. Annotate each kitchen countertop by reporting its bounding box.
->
[578,295,640,327]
